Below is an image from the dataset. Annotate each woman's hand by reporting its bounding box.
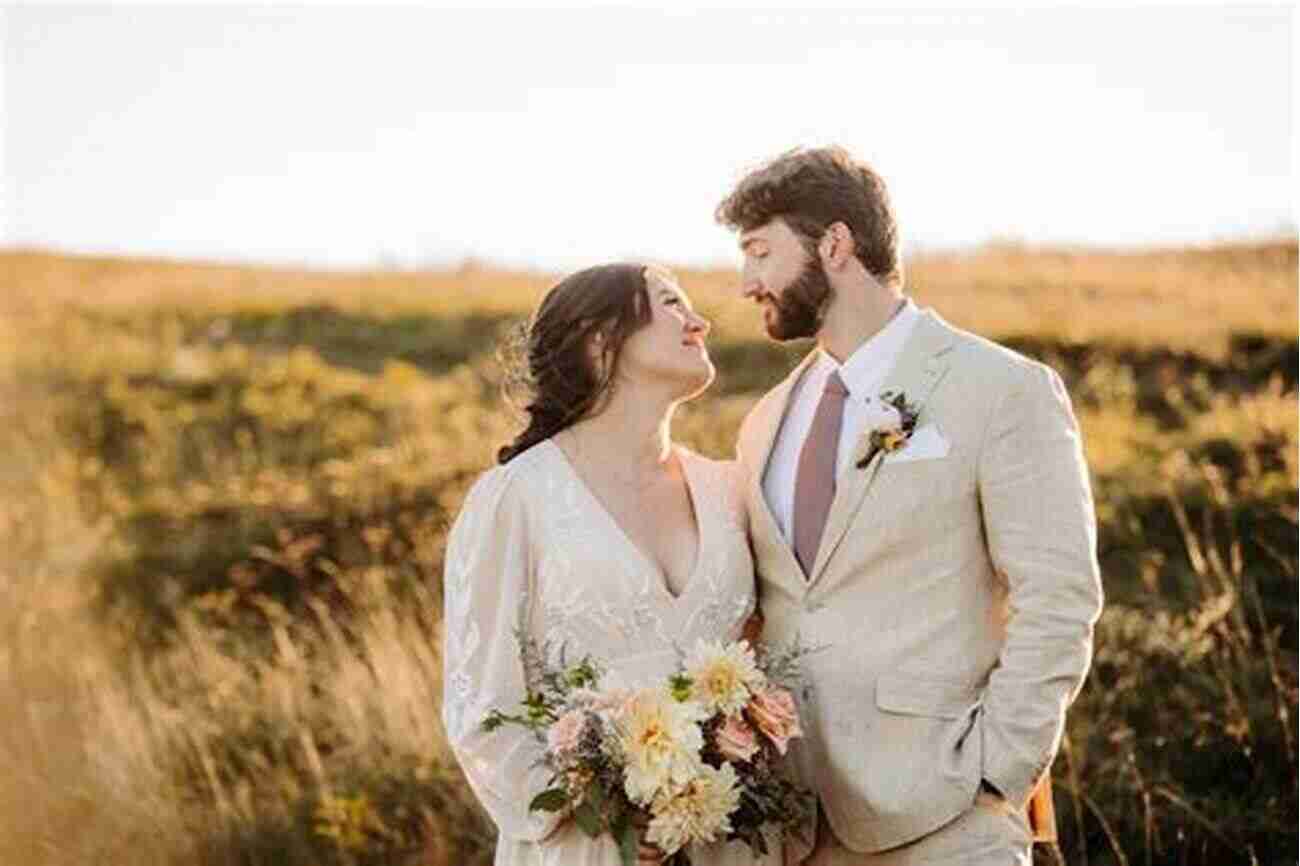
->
[631,811,666,864]
[540,813,574,844]
[739,608,765,646]
[637,840,666,864]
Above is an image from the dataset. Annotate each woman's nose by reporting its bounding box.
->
[687,312,711,336]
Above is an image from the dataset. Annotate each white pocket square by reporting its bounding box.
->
[885,423,949,463]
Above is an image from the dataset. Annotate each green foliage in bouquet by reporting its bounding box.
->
[482,634,820,865]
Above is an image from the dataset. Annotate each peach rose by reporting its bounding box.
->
[714,714,760,763]
[547,709,586,755]
[747,686,802,755]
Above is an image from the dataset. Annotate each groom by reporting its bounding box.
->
[719,147,1103,865]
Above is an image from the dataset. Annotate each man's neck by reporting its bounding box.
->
[818,291,907,364]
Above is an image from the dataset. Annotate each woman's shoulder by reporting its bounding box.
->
[461,441,557,512]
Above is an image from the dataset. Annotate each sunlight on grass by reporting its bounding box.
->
[0,241,1294,865]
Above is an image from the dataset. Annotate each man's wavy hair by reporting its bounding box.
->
[715,146,904,289]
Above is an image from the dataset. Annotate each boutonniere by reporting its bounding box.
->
[855,390,920,469]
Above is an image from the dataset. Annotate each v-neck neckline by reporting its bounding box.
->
[543,438,706,603]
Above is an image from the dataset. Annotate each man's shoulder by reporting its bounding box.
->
[928,313,1059,390]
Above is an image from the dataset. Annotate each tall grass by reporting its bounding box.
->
[0,367,192,864]
[0,241,1294,865]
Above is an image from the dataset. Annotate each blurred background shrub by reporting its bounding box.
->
[0,241,1294,865]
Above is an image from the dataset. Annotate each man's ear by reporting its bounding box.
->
[821,222,855,269]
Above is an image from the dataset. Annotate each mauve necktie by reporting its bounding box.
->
[793,370,849,577]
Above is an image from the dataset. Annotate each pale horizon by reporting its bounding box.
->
[4,6,1294,273]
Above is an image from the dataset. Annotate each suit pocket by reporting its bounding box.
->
[875,673,982,719]
[884,423,950,464]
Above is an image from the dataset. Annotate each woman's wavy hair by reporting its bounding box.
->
[497,263,653,464]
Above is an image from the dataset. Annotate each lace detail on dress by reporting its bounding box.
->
[440,442,760,857]
[529,444,755,657]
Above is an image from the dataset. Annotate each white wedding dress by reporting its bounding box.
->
[442,439,780,866]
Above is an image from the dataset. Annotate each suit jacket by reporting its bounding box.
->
[736,308,1103,854]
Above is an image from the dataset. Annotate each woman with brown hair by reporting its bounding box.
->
[441,263,774,865]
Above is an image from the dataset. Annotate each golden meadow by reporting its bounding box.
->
[0,242,1295,865]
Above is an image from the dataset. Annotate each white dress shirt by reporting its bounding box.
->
[761,298,921,544]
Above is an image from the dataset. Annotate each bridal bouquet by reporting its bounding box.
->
[482,637,816,865]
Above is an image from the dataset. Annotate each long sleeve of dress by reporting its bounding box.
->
[441,465,565,844]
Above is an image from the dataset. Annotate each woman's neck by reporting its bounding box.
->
[564,385,676,474]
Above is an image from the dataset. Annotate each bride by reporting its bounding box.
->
[441,263,777,865]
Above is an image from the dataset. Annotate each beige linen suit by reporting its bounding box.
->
[736,308,1103,860]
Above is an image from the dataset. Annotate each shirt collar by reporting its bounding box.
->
[817,298,920,400]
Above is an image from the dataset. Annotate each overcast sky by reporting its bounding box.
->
[4,5,1294,271]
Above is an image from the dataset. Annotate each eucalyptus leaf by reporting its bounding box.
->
[573,801,603,838]
[529,788,569,813]
[617,820,639,866]
[585,779,606,813]
[606,795,626,828]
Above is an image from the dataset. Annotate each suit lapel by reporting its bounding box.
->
[807,310,957,587]
[751,350,820,487]
[746,350,819,590]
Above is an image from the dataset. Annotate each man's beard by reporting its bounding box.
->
[763,257,834,341]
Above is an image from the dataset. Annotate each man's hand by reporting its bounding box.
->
[976,788,1009,809]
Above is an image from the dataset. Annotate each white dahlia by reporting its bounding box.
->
[645,762,741,856]
[616,687,707,805]
[682,639,765,716]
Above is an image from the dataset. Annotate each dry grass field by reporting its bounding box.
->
[0,240,1295,865]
